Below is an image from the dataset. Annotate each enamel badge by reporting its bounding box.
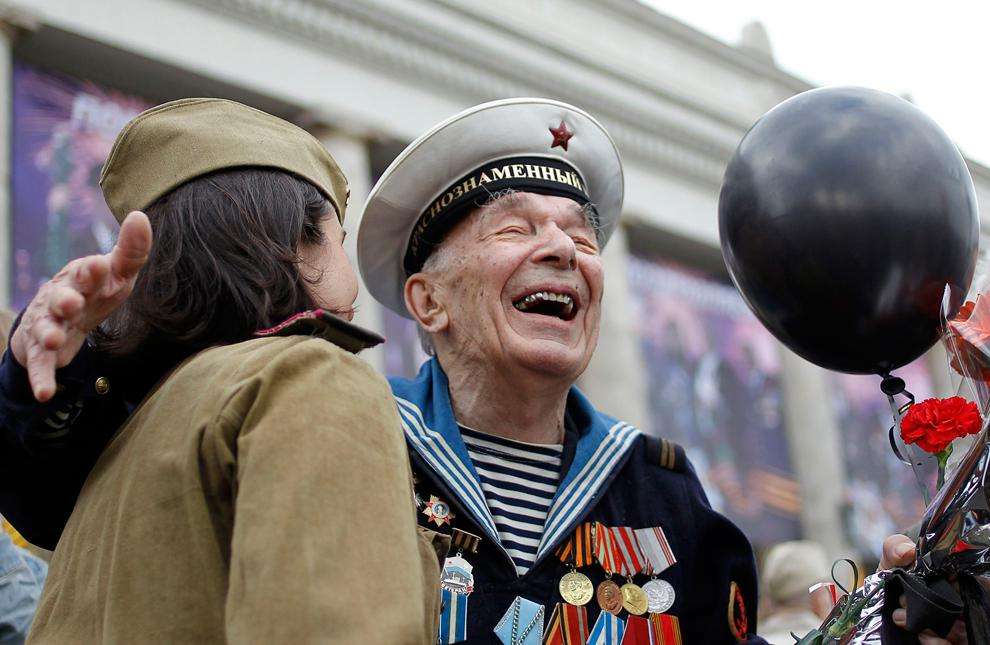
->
[440,555,474,595]
[494,596,544,645]
[422,495,455,527]
[549,120,574,151]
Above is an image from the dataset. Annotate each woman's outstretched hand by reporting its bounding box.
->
[10,211,152,401]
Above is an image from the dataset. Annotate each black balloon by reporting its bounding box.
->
[719,86,980,375]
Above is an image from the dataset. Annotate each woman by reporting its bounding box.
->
[26,99,441,644]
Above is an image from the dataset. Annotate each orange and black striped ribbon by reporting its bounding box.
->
[451,528,482,554]
[554,522,594,567]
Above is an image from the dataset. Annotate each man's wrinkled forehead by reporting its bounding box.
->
[473,190,596,234]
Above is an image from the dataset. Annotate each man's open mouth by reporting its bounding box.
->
[512,290,578,321]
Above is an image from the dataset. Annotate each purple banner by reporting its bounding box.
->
[10,62,149,309]
[628,256,800,547]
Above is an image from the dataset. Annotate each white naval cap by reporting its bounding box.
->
[357,97,624,318]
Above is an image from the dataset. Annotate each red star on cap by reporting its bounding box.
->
[549,120,573,151]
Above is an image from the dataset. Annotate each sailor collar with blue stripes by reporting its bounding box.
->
[389,357,641,568]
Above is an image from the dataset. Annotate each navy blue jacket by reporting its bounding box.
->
[395,358,764,644]
[0,340,129,550]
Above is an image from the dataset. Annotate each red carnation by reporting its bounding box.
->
[900,396,982,455]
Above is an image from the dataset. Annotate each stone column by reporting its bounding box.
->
[580,224,650,429]
[0,6,36,310]
[777,346,851,558]
[310,126,386,373]
[0,20,16,309]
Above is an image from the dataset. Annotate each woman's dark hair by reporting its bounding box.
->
[96,167,339,365]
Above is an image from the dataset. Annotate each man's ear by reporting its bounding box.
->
[405,273,449,334]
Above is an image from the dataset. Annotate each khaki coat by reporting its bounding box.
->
[28,324,444,644]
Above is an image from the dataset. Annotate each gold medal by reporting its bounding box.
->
[596,579,623,615]
[558,570,594,606]
[620,582,649,616]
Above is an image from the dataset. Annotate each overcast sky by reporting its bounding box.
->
[644,1,990,167]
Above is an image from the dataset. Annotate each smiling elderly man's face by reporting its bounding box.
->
[409,191,604,380]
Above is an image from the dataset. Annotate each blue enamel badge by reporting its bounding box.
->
[494,596,544,645]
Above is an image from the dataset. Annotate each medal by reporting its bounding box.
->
[440,555,474,595]
[440,531,482,595]
[437,528,481,644]
[596,579,624,615]
[642,579,675,614]
[558,570,594,606]
[422,495,455,527]
[620,582,649,616]
[555,523,595,606]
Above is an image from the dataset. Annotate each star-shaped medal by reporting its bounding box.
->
[549,120,573,151]
[422,495,455,527]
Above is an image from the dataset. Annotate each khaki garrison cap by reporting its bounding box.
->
[100,98,348,223]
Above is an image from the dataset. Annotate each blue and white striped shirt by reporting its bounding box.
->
[460,426,563,576]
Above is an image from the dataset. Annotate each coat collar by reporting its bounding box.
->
[389,357,641,564]
[253,309,384,354]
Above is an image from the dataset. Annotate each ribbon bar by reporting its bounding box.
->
[610,526,647,577]
[634,526,676,575]
[451,528,483,555]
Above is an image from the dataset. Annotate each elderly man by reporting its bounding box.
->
[0,98,952,644]
[354,98,764,644]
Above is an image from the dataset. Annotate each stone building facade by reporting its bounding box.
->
[4,0,989,559]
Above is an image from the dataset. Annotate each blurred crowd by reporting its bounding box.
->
[759,541,838,644]
[1,309,48,644]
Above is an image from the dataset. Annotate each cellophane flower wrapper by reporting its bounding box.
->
[912,287,990,576]
[809,283,990,644]
[796,572,887,644]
